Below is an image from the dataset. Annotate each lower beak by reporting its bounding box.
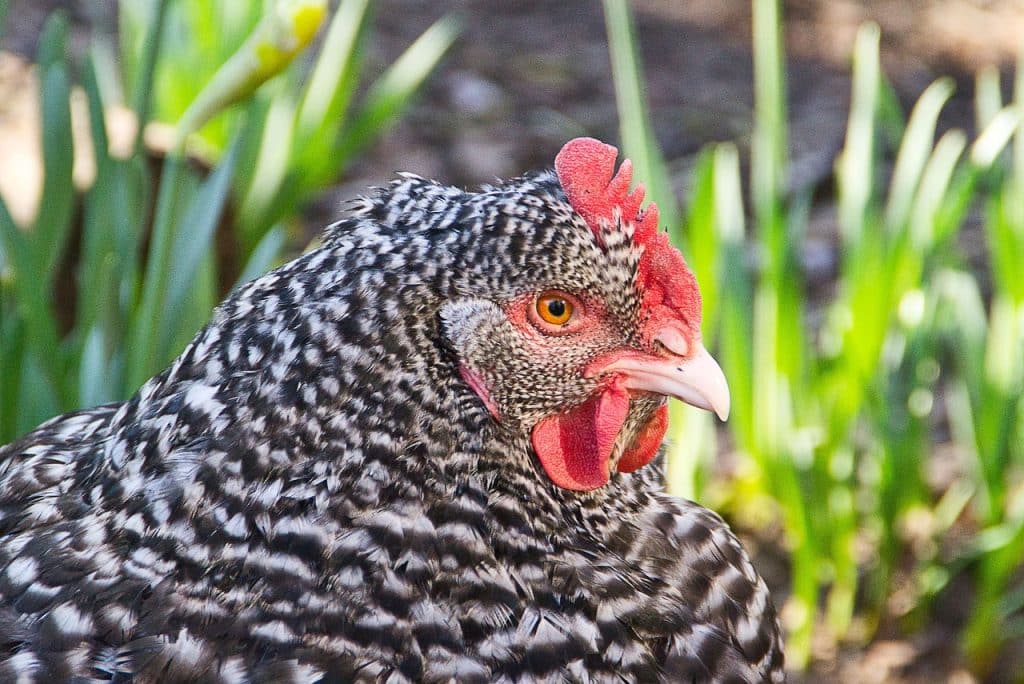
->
[590,344,731,420]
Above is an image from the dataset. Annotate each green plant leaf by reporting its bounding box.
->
[33,63,75,285]
[237,94,297,243]
[126,154,190,390]
[337,15,459,163]
[293,0,371,165]
[884,78,954,231]
[0,194,26,278]
[78,324,115,407]
[163,138,242,346]
[837,22,880,245]
[602,0,679,227]
[172,0,328,148]
[130,0,170,153]
[35,11,68,72]
[236,224,286,288]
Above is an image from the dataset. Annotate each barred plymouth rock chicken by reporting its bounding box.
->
[0,138,783,682]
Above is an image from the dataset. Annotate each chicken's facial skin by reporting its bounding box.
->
[442,290,621,426]
[440,284,668,490]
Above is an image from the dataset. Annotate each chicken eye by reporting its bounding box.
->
[536,292,574,326]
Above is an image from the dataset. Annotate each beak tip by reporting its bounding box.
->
[697,345,730,422]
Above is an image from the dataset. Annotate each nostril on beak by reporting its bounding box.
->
[653,327,690,358]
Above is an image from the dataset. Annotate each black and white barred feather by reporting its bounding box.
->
[0,169,783,682]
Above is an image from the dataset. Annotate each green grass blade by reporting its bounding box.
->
[836,22,880,245]
[988,182,1024,304]
[89,36,125,108]
[751,0,788,254]
[15,356,60,438]
[937,270,990,510]
[884,78,954,231]
[0,315,20,442]
[35,11,68,72]
[776,189,809,381]
[130,0,170,154]
[602,0,679,226]
[82,55,112,172]
[975,67,1003,132]
[683,148,720,334]
[118,0,146,106]
[294,0,371,157]
[162,138,242,351]
[877,73,907,148]
[337,15,459,163]
[78,324,115,407]
[965,519,1024,673]
[664,148,719,499]
[237,94,297,244]
[910,129,966,248]
[169,252,217,357]
[0,193,27,278]
[0,197,25,441]
[172,0,327,149]
[127,155,189,390]
[235,225,286,288]
[971,106,1020,169]
[34,63,75,285]
[11,46,74,408]
[76,54,117,340]
[1015,48,1024,200]
[714,144,755,454]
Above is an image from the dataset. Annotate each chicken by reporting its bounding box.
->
[0,137,784,682]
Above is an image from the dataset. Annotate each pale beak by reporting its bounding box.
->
[590,343,731,420]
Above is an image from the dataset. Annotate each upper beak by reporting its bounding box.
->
[589,343,731,420]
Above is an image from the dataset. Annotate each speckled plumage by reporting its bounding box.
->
[0,156,783,682]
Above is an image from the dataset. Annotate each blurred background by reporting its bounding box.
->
[1,1,1022,681]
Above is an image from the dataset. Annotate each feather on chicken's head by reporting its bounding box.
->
[438,137,729,492]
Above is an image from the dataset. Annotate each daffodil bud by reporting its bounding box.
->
[174,0,327,148]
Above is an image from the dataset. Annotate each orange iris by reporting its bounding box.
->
[536,292,574,326]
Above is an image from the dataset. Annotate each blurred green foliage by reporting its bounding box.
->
[0,0,455,439]
[122,0,457,254]
[605,0,1024,676]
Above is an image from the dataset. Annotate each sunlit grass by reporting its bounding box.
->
[0,1,455,440]
[605,0,1024,675]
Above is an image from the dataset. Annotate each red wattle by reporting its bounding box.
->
[530,381,631,491]
[617,404,669,473]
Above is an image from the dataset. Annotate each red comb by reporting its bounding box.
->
[554,137,701,335]
[554,138,659,246]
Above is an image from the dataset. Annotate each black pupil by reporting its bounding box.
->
[546,299,567,319]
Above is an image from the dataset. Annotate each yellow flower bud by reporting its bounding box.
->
[174,0,328,149]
